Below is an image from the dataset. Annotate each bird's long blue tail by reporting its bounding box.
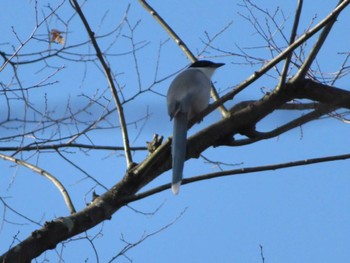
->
[172,113,188,195]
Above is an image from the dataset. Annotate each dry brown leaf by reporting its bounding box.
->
[50,29,65,44]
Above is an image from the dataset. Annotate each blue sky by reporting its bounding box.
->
[1,0,350,262]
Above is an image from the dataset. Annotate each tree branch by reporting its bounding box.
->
[277,0,303,90]
[230,104,335,146]
[126,151,350,202]
[70,0,134,169]
[0,143,147,153]
[187,152,350,183]
[0,153,76,214]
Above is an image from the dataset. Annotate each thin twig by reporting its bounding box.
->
[108,207,187,263]
[259,244,265,263]
[0,153,76,214]
[55,149,108,190]
[331,52,350,85]
[0,197,42,226]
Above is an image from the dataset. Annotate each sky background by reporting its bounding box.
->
[1,0,350,262]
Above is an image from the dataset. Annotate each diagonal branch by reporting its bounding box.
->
[0,153,76,214]
[138,0,229,117]
[277,0,303,90]
[292,0,347,81]
[70,0,134,169]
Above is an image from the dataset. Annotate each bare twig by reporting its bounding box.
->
[0,196,42,227]
[331,52,350,85]
[0,153,76,214]
[259,244,265,263]
[55,149,108,190]
[108,207,187,263]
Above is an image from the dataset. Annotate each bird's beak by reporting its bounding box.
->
[214,63,225,68]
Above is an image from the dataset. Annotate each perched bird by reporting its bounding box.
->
[167,60,224,194]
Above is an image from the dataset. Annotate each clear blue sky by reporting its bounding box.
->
[1,0,350,262]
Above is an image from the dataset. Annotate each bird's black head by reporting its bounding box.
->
[189,60,225,68]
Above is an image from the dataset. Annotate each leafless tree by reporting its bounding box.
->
[1,0,350,262]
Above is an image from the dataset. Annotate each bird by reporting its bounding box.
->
[166,60,224,194]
